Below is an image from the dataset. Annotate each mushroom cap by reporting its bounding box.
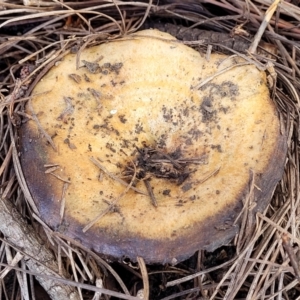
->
[20,29,286,264]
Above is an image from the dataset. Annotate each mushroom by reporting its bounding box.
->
[19,29,287,264]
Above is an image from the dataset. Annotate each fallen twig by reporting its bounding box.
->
[0,196,81,300]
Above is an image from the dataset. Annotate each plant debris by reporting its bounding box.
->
[124,146,198,185]
[123,145,206,207]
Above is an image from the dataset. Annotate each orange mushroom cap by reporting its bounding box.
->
[20,30,287,263]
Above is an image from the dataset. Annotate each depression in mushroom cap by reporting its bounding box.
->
[19,29,287,264]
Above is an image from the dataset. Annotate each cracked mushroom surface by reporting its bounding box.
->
[20,29,287,264]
